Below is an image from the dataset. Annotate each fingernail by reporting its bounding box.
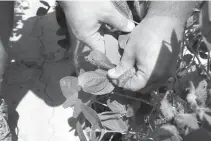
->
[126,21,135,31]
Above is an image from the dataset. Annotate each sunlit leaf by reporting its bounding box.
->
[195,80,208,106]
[175,113,199,130]
[76,121,87,141]
[81,104,102,130]
[78,71,108,94]
[203,113,211,125]
[73,99,82,118]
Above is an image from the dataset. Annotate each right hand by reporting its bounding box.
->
[58,1,135,53]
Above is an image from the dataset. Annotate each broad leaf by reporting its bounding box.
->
[98,111,122,121]
[76,121,87,141]
[87,50,115,70]
[78,71,108,93]
[60,76,81,98]
[91,82,114,95]
[153,124,179,141]
[81,104,102,130]
[62,92,78,108]
[107,95,127,114]
[174,113,199,130]
[101,118,128,133]
[117,68,136,87]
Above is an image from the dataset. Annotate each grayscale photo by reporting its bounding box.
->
[0,1,210,141]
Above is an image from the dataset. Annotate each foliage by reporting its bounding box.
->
[59,5,211,141]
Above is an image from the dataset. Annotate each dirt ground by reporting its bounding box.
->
[1,1,79,141]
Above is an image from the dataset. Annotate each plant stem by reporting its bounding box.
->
[95,101,108,107]
[111,92,153,106]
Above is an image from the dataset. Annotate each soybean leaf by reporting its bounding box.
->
[78,71,108,94]
[73,99,82,118]
[98,111,122,121]
[152,124,179,141]
[101,118,128,133]
[160,93,176,121]
[195,80,208,106]
[107,95,127,114]
[62,92,78,108]
[117,68,136,87]
[126,101,141,118]
[91,82,114,95]
[81,104,102,130]
[60,76,81,98]
[76,121,87,141]
[174,113,199,130]
[87,50,115,70]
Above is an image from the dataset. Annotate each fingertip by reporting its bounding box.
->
[124,20,135,32]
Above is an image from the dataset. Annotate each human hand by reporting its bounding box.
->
[58,1,135,53]
[108,16,183,91]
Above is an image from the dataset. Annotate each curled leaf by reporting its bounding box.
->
[78,71,108,94]
[60,76,81,98]
[87,50,115,70]
[117,68,136,87]
[174,113,199,130]
[98,112,122,121]
[80,104,102,130]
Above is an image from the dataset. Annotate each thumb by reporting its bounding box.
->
[108,44,148,91]
[102,4,135,32]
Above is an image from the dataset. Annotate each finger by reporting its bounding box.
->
[108,43,135,79]
[123,70,148,91]
[82,31,106,53]
[102,4,135,32]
